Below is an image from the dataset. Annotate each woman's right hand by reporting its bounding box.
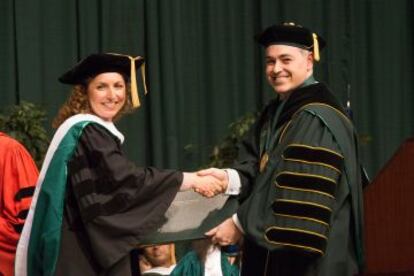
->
[182,170,228,197]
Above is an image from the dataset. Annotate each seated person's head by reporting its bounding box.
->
[139,243,176,274]
[143,244,174,268]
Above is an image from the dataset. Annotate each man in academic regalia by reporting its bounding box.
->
[0,132,39,276]
[201,23,365,275]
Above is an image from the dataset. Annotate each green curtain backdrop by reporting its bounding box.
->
[1,0,413,178]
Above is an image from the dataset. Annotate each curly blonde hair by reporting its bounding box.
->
[52,81,133,129]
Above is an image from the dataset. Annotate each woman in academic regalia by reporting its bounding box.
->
[14,53,221,276]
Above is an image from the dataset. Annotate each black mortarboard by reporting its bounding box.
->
[256,22,326,61]
[59,53,147,108]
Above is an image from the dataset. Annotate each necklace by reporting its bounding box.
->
[259,99,286,173]
[259,152,269,172]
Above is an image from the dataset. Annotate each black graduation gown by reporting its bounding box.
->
[54,124,182,276]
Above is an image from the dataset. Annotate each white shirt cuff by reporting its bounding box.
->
[232,213,245,234]
[224,169,241,195]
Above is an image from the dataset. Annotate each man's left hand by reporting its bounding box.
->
[205,218,242,246]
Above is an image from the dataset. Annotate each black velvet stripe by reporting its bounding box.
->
[283,145,343,171]
[72,177,116,198]
[271,200,331,224]
[73,175,134,198]
[14,186,35,201]
[276,173,336,197]
[68,155,97,174]
[81,193,131,222]
[13,223,24,234]
[73,178,97,198]
[17,209,29,219]
[265,227,327,254]
[275,83,348,130]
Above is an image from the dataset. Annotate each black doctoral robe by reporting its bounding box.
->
[54,124,182,275]
[234,83,365,275]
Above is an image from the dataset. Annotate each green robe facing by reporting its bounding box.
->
[234,82,364,276]
[171,250,239,276]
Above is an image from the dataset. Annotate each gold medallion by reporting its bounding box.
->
[260,152,269,172]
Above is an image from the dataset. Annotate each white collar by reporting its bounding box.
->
[62,113,124,143]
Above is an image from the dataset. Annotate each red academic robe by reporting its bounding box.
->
[0,132,39,276]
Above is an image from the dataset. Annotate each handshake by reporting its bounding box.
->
[182,168,229,198]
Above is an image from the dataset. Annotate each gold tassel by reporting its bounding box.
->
[312,33,320,62]
[108,53,146,108]
[141,62,148,95]
[129,56,140,108]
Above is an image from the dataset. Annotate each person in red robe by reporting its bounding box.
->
[0,132,39,276]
